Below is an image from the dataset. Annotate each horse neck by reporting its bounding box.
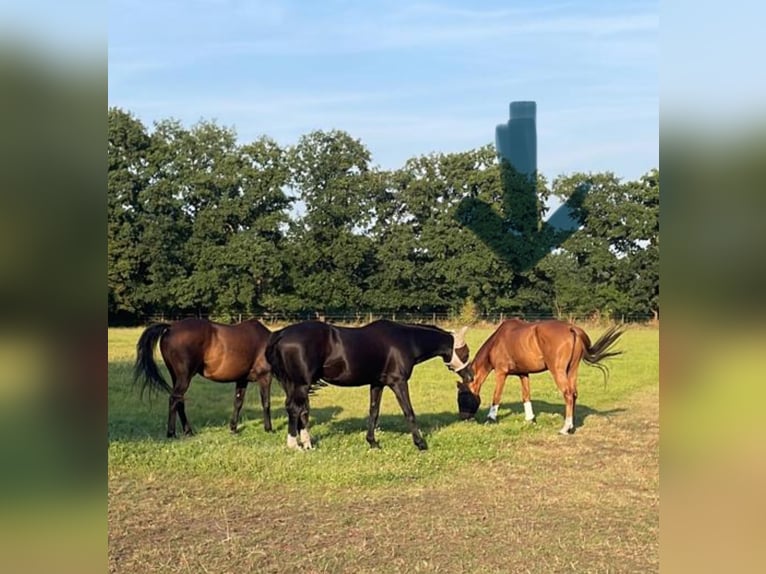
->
[408,326,452,364]
[470,331,496,372]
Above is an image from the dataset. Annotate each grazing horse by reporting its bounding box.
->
[457,319,624,434]
[265,320,473,451]
[133,318,273,437]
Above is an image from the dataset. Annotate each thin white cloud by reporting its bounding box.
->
[109,1,658,179]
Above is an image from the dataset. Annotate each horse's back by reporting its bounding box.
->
[205,319,270,380]
[161,318,269,381]
[160,318,214,355]
[268,321,336,382]
[269,320,409,386]
[490,319,578,374]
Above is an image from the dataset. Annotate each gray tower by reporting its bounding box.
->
[495,101,537,180]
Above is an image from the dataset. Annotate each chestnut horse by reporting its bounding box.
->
[133,318,272,437]
[266,320,472,451]
[457,319,624,434]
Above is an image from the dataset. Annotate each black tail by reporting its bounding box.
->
[582,324,626,383]
[265,329,288,389]
[265,327,327,395]
[133,323,172,398]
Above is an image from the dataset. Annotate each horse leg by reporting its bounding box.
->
[176,389,194,436]
[297,400,312,450]
[486,370,508,424]
[551,368,575,435]
[519,374,535,422]
[230,380,248,433]
[566,359,582,433]
[284,383,301,450]
[389,380,427,451]
[166,393,177,438]
[366,385,384,448]
[168,369,193,437]
[286,384,312,450]
[257,374,273,432]
[165,365,179,438]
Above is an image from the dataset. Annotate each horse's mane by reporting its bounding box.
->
[400,322,447,333]
[471,319,526,367]
[372,319,448,335]
[471,328,498,367]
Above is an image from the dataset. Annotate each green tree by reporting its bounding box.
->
[285,130,379,313]
[107,107,151,318]
[546,170,659,318]
[146,120,291,317]
[368,146,525,314]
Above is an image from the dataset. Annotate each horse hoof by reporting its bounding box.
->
[368,441,381,449]
[559,427,574,435]
[184,429,195,437]
[415,441,428,451]
[525,417,537,424]
[484,417,498,425]
[166,432,177,439]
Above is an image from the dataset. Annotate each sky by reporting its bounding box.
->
[107,0,658,181]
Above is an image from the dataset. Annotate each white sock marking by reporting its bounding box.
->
[488,404,499,419]
[300,429,313,449]
[287,434,299,449]
[524,401,535,421]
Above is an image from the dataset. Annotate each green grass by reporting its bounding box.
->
[109,324,659,573]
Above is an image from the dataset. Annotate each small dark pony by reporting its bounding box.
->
[133,318,273,437]
[266,320,473,451]
[457,319,624,434]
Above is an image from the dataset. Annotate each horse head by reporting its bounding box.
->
[456,380,481,420]
[447,326,474,383]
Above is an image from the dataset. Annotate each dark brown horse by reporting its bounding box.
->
[266,320,472,450]
[133,318,273,437]
[457,319,624,434]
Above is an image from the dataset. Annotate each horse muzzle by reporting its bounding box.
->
[457,388,481,419]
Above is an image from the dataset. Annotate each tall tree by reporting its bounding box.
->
[545,170,659,318]
[369,146,529,314]
[285,130,379,313]
[107,107,151,317]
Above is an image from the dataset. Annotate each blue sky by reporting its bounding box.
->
[108,0,658,181]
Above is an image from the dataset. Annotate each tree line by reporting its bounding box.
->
[108,107,658,324]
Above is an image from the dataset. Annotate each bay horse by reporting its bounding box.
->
[457,319,624,434]
[265,320,473,451]
[133,318,273,437]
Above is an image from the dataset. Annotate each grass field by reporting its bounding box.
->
[108,323,659,573]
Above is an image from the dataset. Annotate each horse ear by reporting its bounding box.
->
[454,325,468,347]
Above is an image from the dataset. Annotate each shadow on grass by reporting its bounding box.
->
[109,357,345,442]
[317,400,625,442]
[108,404,344,442]
[496,399,626,426]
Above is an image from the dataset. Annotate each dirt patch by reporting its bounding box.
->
[109,386,658,573]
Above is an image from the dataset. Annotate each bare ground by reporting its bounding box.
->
[109,385,658,574]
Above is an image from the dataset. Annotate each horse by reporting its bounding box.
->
[457,319,624,434]
[133,317,273,437]
[265,320,473,451]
